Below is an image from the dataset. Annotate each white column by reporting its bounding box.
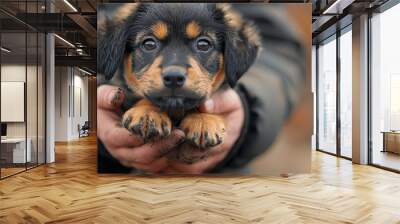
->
[312,45,317,150]
[46,32,55,163]
[352,14,369,164]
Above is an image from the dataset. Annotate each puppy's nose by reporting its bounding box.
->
[162,70,186,89]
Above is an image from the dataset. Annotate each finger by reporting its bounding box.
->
[167,152,228,174]
[199,88,242,114]
[98,109,144,148]
[97,85,125,110]
[168,143,210,164]
[127,157,169,173]
[174,139,232,163]
[166,142,231,174]
[111,129,185,164]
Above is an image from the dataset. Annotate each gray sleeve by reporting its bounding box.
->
[212,5,306,171]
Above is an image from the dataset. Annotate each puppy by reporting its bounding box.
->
[98,3,260,149]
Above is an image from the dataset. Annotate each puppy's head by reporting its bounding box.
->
[99,3,260,113]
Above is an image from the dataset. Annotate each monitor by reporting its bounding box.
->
[1,123,7,137]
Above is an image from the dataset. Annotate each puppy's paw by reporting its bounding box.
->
[179,113,225,149]
[122,104,172,142]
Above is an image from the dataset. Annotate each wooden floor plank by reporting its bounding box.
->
[1,135,400,223]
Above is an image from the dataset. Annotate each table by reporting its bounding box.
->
[381,131,400,154]
[1,138,32,163]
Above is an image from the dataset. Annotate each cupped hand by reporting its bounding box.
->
[165,88,245,174]
[97,85,184,173]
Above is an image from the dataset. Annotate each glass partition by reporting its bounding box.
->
[1,30,28,178]
[0,0,46,179]
[317,35,337,154]
[27,30,39,169]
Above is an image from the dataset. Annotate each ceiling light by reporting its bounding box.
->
[78,67,93,76]
[322,0,355,15]
[1,47,11,53]
[63,0,78,12]
[54,34,75,48]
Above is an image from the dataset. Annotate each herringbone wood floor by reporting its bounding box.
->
[1,135,400,224]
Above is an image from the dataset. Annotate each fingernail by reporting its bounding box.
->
[204,99,214,112]
[173,130,185,143]
[110,88,123,107]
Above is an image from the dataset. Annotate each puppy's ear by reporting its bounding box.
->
[98,3,140,80]
[216,4,261,87]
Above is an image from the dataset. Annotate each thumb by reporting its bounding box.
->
[199,88,242,114]
[97,85,125,110]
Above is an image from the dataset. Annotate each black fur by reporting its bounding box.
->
[223,25,259,87]
[98,19,128,80]
[97,4,143,80]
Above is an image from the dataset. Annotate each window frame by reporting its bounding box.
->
[315,23,353,161]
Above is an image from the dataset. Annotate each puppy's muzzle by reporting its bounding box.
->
[162,66,186,89]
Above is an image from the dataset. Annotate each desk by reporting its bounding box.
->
[382,131,400,154]
[1,138,31,163]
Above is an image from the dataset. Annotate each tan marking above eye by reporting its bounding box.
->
[186,21,201,39]
[151,21,168,40]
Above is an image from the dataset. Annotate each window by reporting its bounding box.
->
[317,35,337,154]
[316,25,353,159]
[339,27,352,158]
[370,2,400,171]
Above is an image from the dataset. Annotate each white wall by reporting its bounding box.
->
[1,65,26,142]
[1,65,26,137]
[54,67,89,141]
[55,67,69,141]
[1,82,25,122]
[72,73,89,138]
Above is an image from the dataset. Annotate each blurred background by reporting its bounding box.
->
[247,4,312,175]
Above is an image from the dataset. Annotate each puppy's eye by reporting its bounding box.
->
[196,38,212,52]
[141,38,158,51]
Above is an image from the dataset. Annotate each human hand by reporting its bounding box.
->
[97,85,185,173]
[165,88,245,174]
